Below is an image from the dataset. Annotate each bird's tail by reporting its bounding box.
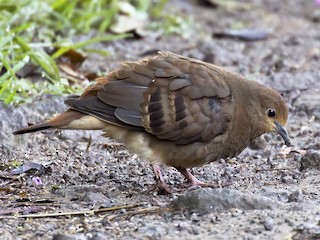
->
[13,110,85,135]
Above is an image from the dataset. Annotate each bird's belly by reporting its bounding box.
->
[103,125,159,163]
[103,125,211,168]
[102,124,246,169]
[124,133,216,169]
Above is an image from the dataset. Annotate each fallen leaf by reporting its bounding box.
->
[10,162,47,175]
[213,29,272,41]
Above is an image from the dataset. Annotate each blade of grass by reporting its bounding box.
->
[28,51,60,81]
[84,48,110,56]
[4,82,17,104]
[0,55,30,84]
[51,33,131,59]
[14,36,60,81]
[0,35,14,50]
[98,7,119,32]
[13,35,31,51]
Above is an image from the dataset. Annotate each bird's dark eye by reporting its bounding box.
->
[267,108,276,118]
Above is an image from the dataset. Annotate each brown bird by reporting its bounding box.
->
[13,51,291,193]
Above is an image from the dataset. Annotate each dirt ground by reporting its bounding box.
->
[1,0,320,239]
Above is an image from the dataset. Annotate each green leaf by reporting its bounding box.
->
[13,35,31,52]
[28,51,60,81]
[13,36,60,81]
[0,55,29,84]
[0,0,169,104]
[51,33,131,59]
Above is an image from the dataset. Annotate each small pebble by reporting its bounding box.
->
[52,234,75,240]
[288,190,304,202]
[263,217,274,231]
[282,175,293,184]
[190,213,200,222]
[285,218,295,227]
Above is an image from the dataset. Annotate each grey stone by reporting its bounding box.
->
[52,234,76,240]
[294,89,320,119]
[282,175,294,184]
[262,217,274,231]
[288,190,304,202]
[137,225,166,239]
[300,150,320,170]
[171,188,283,214]
[81,191,113,207]
[288,202,320,212]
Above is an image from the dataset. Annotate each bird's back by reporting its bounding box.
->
[65,51,235,147]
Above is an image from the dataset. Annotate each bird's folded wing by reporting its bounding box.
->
[65,52,234,144]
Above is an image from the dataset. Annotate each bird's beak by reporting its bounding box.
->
[274,122,291,146]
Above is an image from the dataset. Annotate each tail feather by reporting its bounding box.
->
[13,110,85,135]
[13,123,52,135]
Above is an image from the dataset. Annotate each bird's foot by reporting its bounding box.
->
[175,167,220,191]
[150,165,223,194]
[156,182,173,194]
[150,164,174,195]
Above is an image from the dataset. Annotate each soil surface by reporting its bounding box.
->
[1,1,320,239]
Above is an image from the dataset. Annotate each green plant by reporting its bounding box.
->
[0,0,189,105]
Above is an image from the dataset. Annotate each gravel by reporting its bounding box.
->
[1,0,320,239]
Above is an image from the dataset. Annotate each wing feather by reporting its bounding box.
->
[65,51,234,144]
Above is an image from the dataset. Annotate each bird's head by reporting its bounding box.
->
[256,87,291,146]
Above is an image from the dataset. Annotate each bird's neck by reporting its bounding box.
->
[228,78,264,153]
[238,80,266,139]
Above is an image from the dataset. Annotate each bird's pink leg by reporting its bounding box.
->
[175,167,207,187]
[152,164,172,194]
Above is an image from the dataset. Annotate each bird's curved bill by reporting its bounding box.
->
[275,122,291,146]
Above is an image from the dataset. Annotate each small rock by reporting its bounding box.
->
[81,191,113,207]
[118,184,129,191]
[171,188,282,214]
[289,202,320,212]
[210,215,218,223]
[246,237,255,240]
[295,89,320,119]
[89,232,108,240]
[190,212,200,222]
[224,166,235,176]
[101,217,111,227]
[52,234,75,240]
[292,221,320,240]
[190,226,200,235]
[285,218,295,227]
[282,175,293,184]
[288,190,304,202]
[300,150,320,170]
[137,225,165,239]
[251,226,265,235]
[262,217,274,231]
[293,153,302,162]
[284,36,302,46]
[176,222,189,231]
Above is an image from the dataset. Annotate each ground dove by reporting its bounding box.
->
[13,51,291,193]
